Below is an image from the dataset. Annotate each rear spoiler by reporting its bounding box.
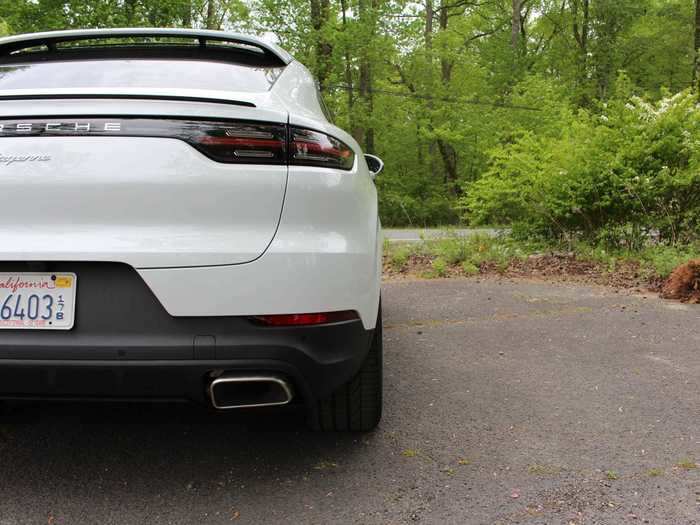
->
[0,28,293,66]
[0,88,258,108]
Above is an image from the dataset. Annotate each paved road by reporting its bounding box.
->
[384,228,503,242]
[0,279,698,524]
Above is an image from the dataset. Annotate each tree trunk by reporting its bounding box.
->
[437,138,458,189]
[309,0,333,91]
[424,0,438,178]
[182,0,192,27]
[582,0,589,52]
[125,0,137,25]
[694,0,700,90]
[571,0,590,96]
[436,0,458,192]
[340,0,356,139]
[356,0,376,153]
[511,0,522,50]
[424,0,433,49]
[439,5,452,82]
[358,64,374,153]
[206,0,216,29]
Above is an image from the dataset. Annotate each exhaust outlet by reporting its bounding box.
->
[208,374,293,410]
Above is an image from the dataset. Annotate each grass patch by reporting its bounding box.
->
[605,470,619,480]
[675,459,697,470]
[389,246,411,271]
[527,464,563,477]
[646,468,663,477]
[401,449,419,458]
[572,241,700,279]
[430,257,448,277]
[384,233,543,277]
[461,261,479,275]
[383,233,700,285]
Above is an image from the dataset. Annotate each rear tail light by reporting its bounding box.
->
[0,118,355,169]
[290,127,355,170]
[250,310,359,326]
[191,122,287,164]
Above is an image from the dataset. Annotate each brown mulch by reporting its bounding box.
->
[384,252,664,293]
[660,259,700,303]
[498,253,661,290]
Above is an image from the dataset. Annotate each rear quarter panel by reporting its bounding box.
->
[138,157,382,330]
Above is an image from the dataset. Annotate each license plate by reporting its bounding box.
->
[0,273,77,330]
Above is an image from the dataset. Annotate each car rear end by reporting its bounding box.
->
[0,29,382,430]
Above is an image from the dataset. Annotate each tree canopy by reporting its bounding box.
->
[1,0,699,239]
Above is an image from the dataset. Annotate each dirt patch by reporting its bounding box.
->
[501,254,656,290]
[660,259,700,303]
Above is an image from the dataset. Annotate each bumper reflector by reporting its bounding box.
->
[250,310,358,326]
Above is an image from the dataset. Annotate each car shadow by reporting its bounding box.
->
[0,401,366,501]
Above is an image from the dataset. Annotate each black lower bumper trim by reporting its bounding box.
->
[0,263,374,403]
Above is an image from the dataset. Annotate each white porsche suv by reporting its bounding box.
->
[0,28,383,431]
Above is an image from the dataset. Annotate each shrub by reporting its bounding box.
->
[462,87,700,246]
[388,247,411,271]
[430,257,448,277]
[461,261,479,275]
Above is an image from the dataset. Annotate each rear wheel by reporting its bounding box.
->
[314,306,382,432]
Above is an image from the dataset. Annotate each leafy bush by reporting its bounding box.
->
[388,245,411,271]
[430,257,448,277]
[462,86,700,246]
[461,261,479,275]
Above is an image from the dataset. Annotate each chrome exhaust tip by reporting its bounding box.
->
[208,374,293,410]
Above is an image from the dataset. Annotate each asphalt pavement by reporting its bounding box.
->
[0,279,698,524]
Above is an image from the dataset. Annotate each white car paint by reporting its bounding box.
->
[140,163,382,330]
[0,136,287,267]
[0,29,381,329]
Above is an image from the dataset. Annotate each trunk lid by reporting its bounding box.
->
[0,101,288,268]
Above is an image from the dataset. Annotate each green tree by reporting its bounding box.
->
[1,0,698,229]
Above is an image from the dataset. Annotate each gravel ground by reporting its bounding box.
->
[0,278,698,524]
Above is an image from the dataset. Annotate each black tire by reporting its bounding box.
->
[314,306,383,432]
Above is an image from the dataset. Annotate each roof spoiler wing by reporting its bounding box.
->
[0,28,293,66]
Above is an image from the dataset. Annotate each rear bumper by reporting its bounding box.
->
[0,262,373,404]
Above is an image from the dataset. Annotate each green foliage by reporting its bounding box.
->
[385,233,699,279]
[461,261,479,276]
[430,257,448,277]
[1,0,698,234]
[387,245,411,271]
[463,87,700,246]
[605,470,619,481]
[567,240,699,278]
[633,245,700,278]
[386,234,542,273]
[0,1,249,33]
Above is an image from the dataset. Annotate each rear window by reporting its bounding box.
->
[0,60,283,93]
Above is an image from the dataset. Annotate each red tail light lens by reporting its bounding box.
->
[290,127,355,170]
[191,122,287,164]
[250,310,359,326]
[0,118,354,169]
